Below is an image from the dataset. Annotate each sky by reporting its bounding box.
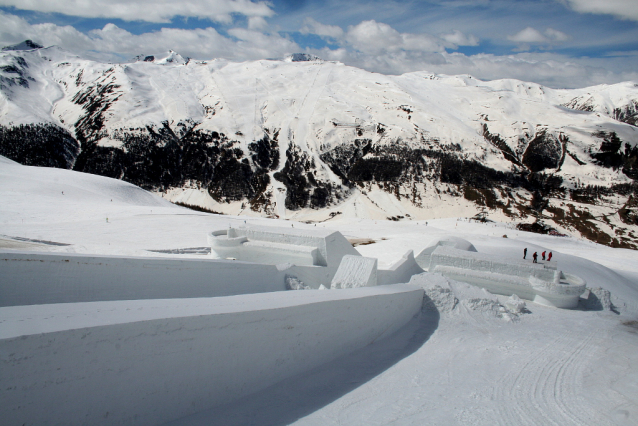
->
[0,0,637,88]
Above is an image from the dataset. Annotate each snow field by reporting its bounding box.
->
[2,158,638,425]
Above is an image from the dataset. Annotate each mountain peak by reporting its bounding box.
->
[284,53,323,63]
[156,50,187,65]
[132,51,187,65]
[2,40,44,51]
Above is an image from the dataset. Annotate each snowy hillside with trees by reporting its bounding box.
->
[1,42,638,248]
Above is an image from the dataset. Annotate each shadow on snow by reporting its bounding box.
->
[163,296,439,426]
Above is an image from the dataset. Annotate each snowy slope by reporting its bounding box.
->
[1,158,637,426]
[1,44,638,248]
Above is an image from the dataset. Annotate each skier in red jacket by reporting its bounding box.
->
[547,252,553,262]
[533,252,538,263]
[542,251,546,261]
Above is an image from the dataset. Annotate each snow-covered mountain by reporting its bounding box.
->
[1,42,638,248]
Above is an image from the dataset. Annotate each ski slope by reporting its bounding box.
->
[1,157,637,426]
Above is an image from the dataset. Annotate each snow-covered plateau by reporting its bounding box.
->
[1,41,638,248]
[1,153,637,426]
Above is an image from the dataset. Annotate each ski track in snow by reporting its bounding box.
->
[496,329,614,426]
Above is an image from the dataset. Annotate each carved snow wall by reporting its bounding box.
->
[417,243,586,309]
[0,285,424,426]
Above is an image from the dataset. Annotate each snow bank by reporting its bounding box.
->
[409,272,526,321]
[0,251,287,307]
[409,273,459,314]
[0,285,423,426]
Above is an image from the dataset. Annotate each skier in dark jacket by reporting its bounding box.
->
[523,248,527,259]
[533,252,538,263]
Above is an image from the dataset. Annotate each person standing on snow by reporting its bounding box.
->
[533,252,538,263]
[548,252,553,262]
[542,251,546,261]
[524,248,527,259]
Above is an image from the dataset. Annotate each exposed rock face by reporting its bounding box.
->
[522,131,564,173]
[1,44,638,247]
[2,40,43,51]
[0,55,31,90]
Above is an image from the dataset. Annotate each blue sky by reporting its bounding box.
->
[0,0,637,88]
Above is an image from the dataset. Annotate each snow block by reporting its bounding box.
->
[0,251,286,307]
[530,274,587,309]
[378,250,425,285]
[0,285,423,426]
[208,226,360,287]
[331,255,378,288]
[208,225,359,267]
[415,236,477,270]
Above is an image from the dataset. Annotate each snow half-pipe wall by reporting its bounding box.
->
[0,285,424,426]
[0,251,286,306]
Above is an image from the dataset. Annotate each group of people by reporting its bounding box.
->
[523,248,552,263]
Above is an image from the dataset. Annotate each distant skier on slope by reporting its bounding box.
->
[533,252,538,263]
[542,251,546,261]
[523,248,527,259]
[548,252,553,262]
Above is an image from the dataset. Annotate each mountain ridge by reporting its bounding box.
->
[1,42,638,248]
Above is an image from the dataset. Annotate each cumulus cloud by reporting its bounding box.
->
[312,46,638,88]
[343,20,451,54]
[0,11,635,89]
[0,11,298,62]
[301,19,478,54]
[0,0,274,23]
[561,0,638,22]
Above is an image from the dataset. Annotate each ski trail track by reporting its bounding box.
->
[261,64,333,218]
[148,67,194,124]
[209,69,256,147]
[496,327,615,426]
[293,64,332,153]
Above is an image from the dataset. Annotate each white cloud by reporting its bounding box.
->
[440,30,479,47]
[344,20,445,55]
[507,27,571,50]
[302,19,478,55]
[345,20,404,54]
[508,27,549,44]
[300,17,344,39]
[247,16,268,31]
[0,0,274,23]
[310,45,638,89]
[561,0,638,22]
[1,12,635,89]
[544,28,571,42]
[0,12,298,62]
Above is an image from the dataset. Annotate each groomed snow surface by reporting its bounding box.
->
[1,157,638,426]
